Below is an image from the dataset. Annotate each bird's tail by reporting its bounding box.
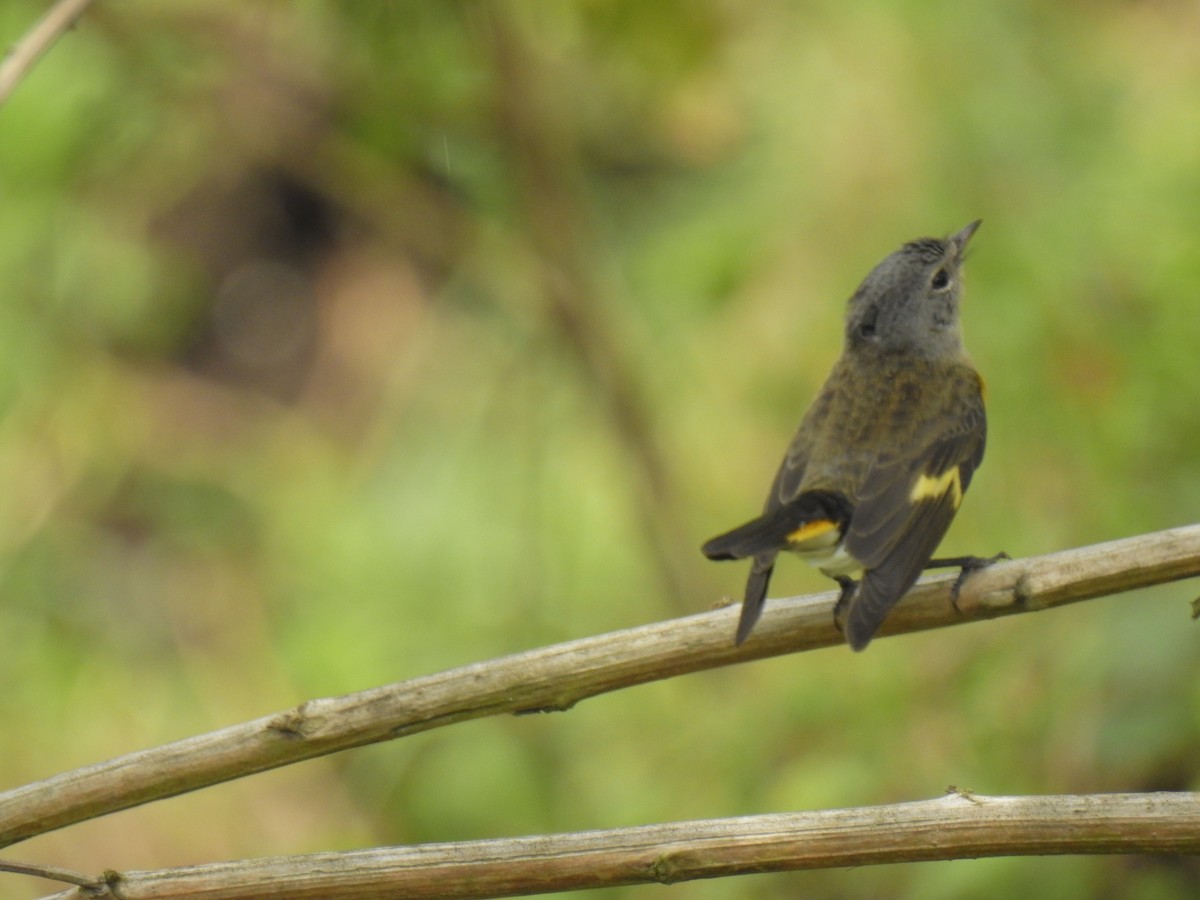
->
[735,555,774,644]
[701,491,851,560]
[703,490,853,645]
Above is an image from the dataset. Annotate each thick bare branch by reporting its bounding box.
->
[0,0,98,107]
[38,792,1200,899]
[2,526,1199,850]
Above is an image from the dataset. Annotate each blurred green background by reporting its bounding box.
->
[2,1,1199,897]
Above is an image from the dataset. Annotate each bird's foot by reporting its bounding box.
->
[927,552,1010,611]
[831,576,857,632]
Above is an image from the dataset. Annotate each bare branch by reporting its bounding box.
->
[0,858,94,888]
[0,0,98,107]
[37,792,1200,899]
[2,526,1199,850]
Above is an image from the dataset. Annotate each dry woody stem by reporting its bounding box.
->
[1,525,1199,854]
[0,0,98,107]
[36,792,1200,899]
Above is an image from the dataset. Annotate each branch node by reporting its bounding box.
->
[85,868,125,899]
[266,703,317,741]
[1012,572,1034,609]
[648,851,693,884]
[945,785,984,805]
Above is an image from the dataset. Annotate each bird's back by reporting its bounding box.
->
[767,350,982,512]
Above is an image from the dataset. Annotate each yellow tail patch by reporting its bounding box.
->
[786,518,838,547]
[910,467,964,507]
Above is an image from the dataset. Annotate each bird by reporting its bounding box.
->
[702,220,994,651]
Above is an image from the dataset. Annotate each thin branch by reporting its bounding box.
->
[0,0,98,107]
[0,858,94,888]
[37,792,1200,899]
[487,12,690,602]
[2,526,1199,851]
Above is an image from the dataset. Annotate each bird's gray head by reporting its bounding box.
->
[844,220,981,359]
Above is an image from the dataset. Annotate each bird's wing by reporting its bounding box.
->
[764,375,845,509]
[841,374,986,648]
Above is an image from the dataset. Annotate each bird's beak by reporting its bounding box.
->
[952,219,982,257]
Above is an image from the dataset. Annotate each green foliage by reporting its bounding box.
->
[2,1,1199,896]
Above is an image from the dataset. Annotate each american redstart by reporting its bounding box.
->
[702,221,995,651]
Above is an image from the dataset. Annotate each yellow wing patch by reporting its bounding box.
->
[785,518,839,547]
[910,467,964,508]
[975,370,988,402]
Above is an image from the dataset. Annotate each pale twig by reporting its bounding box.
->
[1,526,1198,851]
[0,858,95,888]
[0,0,98,107]
[37,792,1200,899]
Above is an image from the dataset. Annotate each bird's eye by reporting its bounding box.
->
[857,306,878,338]
[931,268,950,290]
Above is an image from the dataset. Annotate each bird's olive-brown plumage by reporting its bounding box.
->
[702,221,987,650]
